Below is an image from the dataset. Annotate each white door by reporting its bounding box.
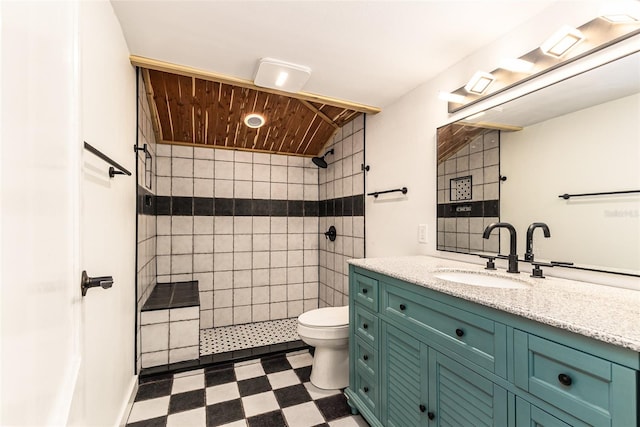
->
[1,2,83,425]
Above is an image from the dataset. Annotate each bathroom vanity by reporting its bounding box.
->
[345,256,640,427]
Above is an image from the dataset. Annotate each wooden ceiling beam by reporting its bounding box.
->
[131,55,381,115]
[299,100,340,129]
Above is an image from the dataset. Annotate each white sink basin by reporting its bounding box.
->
[433,271,531,289]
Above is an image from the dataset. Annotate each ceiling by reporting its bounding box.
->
[113,1,559,156]
[142,68,361,155]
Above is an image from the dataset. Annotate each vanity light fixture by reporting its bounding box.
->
[499,58,535,73]
[438,91,466,104]
[254,58,311,93]
[464,71,495,95]
[599,2,640,23]
[540,26,585,58]
[600,13,639,23]
[244,113,265,129]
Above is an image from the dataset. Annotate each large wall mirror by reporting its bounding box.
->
[437,50,640,276]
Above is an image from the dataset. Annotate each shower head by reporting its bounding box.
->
[311,149,334,169]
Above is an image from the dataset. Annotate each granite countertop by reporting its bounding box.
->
[348,256,640,352]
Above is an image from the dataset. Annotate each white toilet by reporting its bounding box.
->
[297,305,350,390]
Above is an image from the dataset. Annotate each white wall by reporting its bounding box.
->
[365,2,639,286]
[68,1,137,425]
[1,2,82,424]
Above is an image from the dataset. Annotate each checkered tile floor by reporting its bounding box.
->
[126,350,370,427]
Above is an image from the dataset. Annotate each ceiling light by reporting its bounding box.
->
[540,26,585,58]
[464,71,495,95]
[244,113,265,129]
[254,58,311,93]
[499,58,535,73]
[438,91,466,103]
[275,71,289,87]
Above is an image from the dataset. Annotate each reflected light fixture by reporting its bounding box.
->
[499,58,535,73]
[254,58,311,93]
[244,113,265,129]
[438,91,467,104]
[464,71,495,95]
[600,13,639,23]
[466,111,486,120]
[540,26,584,58]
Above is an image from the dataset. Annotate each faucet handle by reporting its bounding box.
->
[530,261,554,278]
[478,254,497,270]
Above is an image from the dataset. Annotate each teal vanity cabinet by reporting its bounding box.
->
[345,265,639,427]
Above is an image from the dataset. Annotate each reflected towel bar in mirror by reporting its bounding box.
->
[367,187,408,198]
[558,189,640,200]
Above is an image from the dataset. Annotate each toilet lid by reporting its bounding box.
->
[298,306,349,327]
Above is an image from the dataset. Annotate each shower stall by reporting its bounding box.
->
[135,73,366,373]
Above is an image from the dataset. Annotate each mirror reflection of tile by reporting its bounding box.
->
[438,130,500,254]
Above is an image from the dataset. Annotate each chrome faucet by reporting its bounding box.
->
[524,222,551,262]
[483,222,519,273]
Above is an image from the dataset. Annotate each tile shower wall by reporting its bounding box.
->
[437,130,500,253]
[136,72,158,371]
[155,146,321,330]
[318,116,366,308]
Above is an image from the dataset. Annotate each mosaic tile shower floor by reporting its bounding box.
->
[200,319,300,356]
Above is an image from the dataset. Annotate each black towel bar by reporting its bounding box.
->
[367,187,408,198]
[84,141,131,178]
[558,189,639,200]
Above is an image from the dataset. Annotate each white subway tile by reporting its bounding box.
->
[141,310,169,325]
[141,323,169,352]
[170,306,199,321]
[170,320,199,348]
[214,179,234,198]
[169,346,199,364]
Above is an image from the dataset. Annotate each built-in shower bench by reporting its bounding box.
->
[140,280,200,368]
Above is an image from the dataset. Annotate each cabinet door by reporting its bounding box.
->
[382,323,429,427]
[429,350,508,426]
[515,397,590,427]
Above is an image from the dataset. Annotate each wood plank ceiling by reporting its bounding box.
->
[142,68,364,157]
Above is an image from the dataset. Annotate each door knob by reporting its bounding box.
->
[81,270,114,296]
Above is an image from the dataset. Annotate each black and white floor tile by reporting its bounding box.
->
[127,350,369,427]
[200,319,299,356]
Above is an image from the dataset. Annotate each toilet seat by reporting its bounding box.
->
[298,306,348,328]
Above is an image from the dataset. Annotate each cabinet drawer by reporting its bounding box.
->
[354,369,378,417]
[383,282,503,373]
[514,330,638,427]
[355,337,377,378]
[353,273,378,312]
[354,305,378,348]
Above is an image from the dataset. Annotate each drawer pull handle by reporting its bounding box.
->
[419,404,426,413]
[455,328,464,337]
[558,373,572,386]
[363,355,369,361]
[362,288,368,294]
[363,323,368,329]
[399,304,406,311]
[428,412,435,420]
[363,386,369,393]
